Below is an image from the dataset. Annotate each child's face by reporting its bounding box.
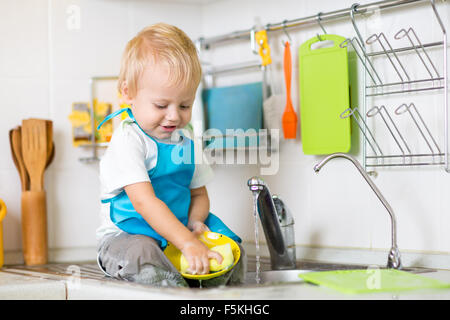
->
[123,60,196,140]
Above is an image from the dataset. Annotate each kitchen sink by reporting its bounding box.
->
[2,257,436,288]
[243,256,436,286]
[244,269,311,285]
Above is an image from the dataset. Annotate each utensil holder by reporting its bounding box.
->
[21,191,48,265]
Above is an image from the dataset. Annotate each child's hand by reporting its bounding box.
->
[180,239,223,275]
[187,220,210,237]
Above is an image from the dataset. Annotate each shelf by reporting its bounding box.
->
[366,153,446,168]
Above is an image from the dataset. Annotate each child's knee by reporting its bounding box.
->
[98,232,181,280]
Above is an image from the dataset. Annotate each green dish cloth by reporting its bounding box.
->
[298,269,450,294]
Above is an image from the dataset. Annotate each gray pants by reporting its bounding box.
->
[97,231,246,288]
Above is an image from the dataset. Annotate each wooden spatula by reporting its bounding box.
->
[28,118,54,170]
[45,120,54,169]
[10,127,30,191]
[21,119,48,191]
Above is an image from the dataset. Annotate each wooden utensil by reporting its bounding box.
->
[19,119,52,265]
[45,120,54,169]
[28,118,54,169]
[21,190,48,265]
[45,120,53,163]
[46,142,55,169]
[21,119,48,191]
[9,129,18,170]
[10,127,30,191]
[9,129,21,184]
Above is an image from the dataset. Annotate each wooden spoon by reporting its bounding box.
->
[9,128,20,174]
[10,127,30,191]
[21,119,48,191]
[45,120,53,162]
[45,120,54,169]
[46,142,55,169]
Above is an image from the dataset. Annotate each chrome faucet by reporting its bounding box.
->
[314,153,402,269]
[248,177,296,270]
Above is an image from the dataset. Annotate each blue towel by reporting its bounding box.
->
[202,82,263,148]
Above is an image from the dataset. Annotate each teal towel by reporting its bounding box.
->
[202,82,263,149]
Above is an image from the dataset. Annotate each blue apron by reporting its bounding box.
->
[97,108,241,249]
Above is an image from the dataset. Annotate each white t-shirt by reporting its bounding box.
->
[96,118,214,241]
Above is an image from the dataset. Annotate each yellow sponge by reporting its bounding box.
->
[180,243,234,274]
[180,255,189,274]
[209,243,234,272]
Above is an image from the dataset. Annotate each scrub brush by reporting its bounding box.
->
[282,41,298,139]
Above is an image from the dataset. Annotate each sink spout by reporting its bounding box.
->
[247,177,296,270]
[314,153,401,269]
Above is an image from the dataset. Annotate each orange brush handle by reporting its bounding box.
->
[284,41,293,107]
[282,41,297,139]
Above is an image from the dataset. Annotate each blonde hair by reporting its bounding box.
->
[118,23,202,98]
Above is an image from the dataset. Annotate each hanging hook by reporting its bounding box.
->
[250,26,258,55]
[316,12,327,41]
[350,3,365,46]
[281,20,292,46]
[317,12,327,34]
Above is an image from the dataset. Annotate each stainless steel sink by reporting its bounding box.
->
[244,269,311,285]
[243,256,435,286]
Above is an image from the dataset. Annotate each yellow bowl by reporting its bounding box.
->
[164,231,240,280]
[0,198,7,268]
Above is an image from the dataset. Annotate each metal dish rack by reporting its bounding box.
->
[341,0,448,172]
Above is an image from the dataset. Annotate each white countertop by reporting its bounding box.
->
[1,262,449,300]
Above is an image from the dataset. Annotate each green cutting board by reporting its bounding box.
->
[299,269,450,294]
[299,34,351,155]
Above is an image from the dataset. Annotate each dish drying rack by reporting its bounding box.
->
[340,1,448,172]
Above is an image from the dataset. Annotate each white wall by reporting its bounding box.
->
[0,0,203,263]
[200,0,450,266]
[1,0,449,267]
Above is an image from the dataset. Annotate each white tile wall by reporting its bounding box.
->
[0,0,49,79]
[0,0,203,263]
[50,0,129,80]
[0,0,449,266]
